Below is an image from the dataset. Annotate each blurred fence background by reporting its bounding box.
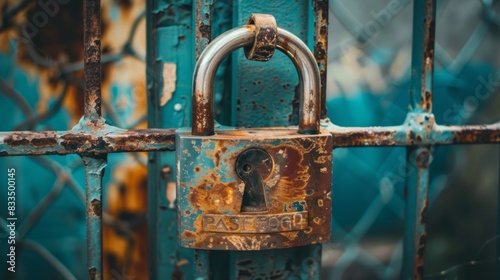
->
[0,0,499,279]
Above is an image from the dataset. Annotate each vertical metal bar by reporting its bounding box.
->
[313,0,329,119]
[403,1,436,279]
[83,0,105,278]
[145,2,159,279]
[194,250,210,279]
[194,1,216,277]
[403,147,431,280]
[409,0,436,113]
[195,0,213,60]
[83,156,107,280]
[83,0,102,120]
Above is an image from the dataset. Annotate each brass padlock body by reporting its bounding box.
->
[176,127,332,250]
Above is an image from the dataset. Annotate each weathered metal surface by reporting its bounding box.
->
[195,0,213,60]
[147,0,197,278]
[232,0,312,129]
[192,24,321,135]
[327,116,500,147]
[404,147,431,280]
[84,0,102,121]
[410,0,435,114]
[82,155,107,280]
[402,1,435,279]
[176,127,332,250]
[230,243,322,279]
[201,212,309,233]
[193,250,210,279]
[244,14,277,62]
[314,0,329,119]
[180,19,330,251]
[276,28,322,134]
[0,126,176,156]
[192,26,252,136]
[83,1,105,278]
[3,116,500,156]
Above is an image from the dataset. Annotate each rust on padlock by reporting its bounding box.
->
[201,212,308,233]
[176,127,333,250]
[244,14,277,61]
[179,13,330,250]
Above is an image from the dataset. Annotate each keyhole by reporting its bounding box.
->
[236,148,273,213]
[242,163,252,172]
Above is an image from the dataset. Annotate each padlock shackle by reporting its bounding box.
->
[192,25,321,136]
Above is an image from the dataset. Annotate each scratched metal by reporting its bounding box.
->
[402,1,436,279]
[326,115,500,148]
[84,0,102,122]
[176,127,332,250]
[404,146,432,280]
[243,14,277,62]
[83,0,105,279]
[195,0,213,60]
[3,116,500,157]
[82,155,107,280]
[0,125,177,156]
[314,0,329,119]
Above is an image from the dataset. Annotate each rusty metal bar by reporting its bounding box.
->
[404,146,432,280]
[83,0,102,121]
[3,120,500,157]
[195,0,212,60]
[403,1,436,279]
[314,0,329,119]
[409,0,435,113]
[0,128,176,156]
[83,156,106,280]
[83,0,104,277]
[328,120,500,147]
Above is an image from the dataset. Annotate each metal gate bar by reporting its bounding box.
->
[2,120,500,156]
[1,0,500,279]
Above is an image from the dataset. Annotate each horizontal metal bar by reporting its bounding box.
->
[3,115,500,157]
[0,127,176,156]
[327,115,500,147]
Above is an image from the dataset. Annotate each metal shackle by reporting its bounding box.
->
[192,17,321,136]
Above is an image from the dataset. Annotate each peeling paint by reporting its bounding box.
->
[160,63,177,106]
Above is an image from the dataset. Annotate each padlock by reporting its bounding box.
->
[176,14,332,250]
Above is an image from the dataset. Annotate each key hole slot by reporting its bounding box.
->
[236,148,273,213]
[242,163,252,173]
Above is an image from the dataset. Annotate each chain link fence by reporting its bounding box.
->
[1,0,147,278]
[324,0,500,279]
